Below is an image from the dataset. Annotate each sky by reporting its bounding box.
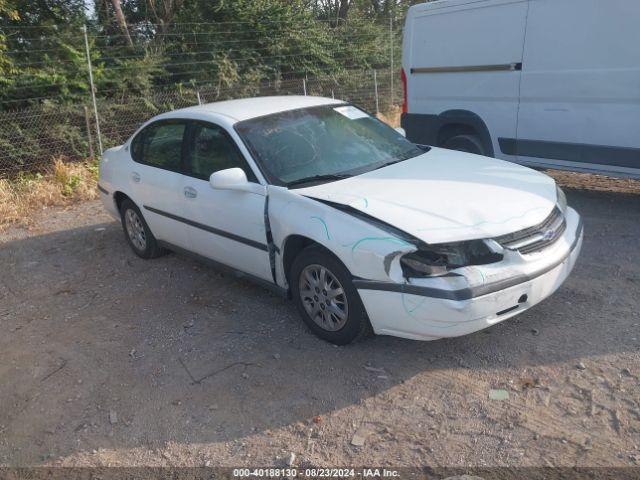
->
[84,0,95,19]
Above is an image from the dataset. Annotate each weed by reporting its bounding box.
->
[0,158,99,230]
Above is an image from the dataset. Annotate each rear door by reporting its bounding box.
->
[128,119,190,249]
[179,120,272,282]
[513,0,640,176]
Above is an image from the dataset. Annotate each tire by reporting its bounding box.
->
[119,199,165,259]
[442,133,486,156]
[290,245,372,345]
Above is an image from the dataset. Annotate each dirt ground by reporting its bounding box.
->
[1,184,639,469]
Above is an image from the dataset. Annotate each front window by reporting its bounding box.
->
[235,105,424,187]
[185,122,257,182]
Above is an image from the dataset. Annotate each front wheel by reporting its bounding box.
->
[290,245,371,345]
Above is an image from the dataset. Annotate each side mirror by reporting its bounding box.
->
[395,127,406,137]
[209,167,249,191]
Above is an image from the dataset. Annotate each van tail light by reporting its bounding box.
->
[401,67,408,113]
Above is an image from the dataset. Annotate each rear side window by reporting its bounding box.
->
[130,120,186,172]
[185,122,257,182]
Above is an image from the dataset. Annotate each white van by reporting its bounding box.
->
[400,0,640,178]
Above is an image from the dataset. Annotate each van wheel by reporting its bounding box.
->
[443,134,486,156]
[290,245,372,345]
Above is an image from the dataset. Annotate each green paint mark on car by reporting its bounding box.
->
[310,216,331,240]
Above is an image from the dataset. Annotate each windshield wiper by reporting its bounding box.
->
[371,148,426,171]
[287,173,352,188]
[371,157,411,171]
[372,159,404,171]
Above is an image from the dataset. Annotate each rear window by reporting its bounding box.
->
[130,120,186,172]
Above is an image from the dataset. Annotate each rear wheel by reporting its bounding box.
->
[120,199,165,259]
[290,245,371,345]
[442,133,486,156]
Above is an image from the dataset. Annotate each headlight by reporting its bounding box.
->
[400,240,503,278]
[556,185,567,213]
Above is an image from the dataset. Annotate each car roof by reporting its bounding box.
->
[171,95,345,123]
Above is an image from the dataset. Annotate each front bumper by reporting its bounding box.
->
[356,207,583,341]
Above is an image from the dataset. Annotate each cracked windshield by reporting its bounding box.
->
[236,105,424,186]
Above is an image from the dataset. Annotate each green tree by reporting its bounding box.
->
[0,0,19,78]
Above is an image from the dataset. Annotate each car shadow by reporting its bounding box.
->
[0,188,638,463]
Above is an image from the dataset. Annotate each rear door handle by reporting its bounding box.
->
[183,186,198,199]
[131,172,141,183]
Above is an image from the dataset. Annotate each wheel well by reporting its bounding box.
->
[436,123,477,147]
[113,191,131,213]
[282,235,319,284]
[282,234,356,292]
[435,110,495,157]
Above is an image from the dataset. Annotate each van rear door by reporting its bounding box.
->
[510,0,640,177]
[403,0,528,156]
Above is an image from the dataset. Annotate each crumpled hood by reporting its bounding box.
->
[294,147,558,244]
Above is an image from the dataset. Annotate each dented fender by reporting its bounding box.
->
[266,186,417,289]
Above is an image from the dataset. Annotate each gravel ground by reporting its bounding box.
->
[0,187,639,468]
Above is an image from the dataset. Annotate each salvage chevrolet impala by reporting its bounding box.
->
[98,96,583,344]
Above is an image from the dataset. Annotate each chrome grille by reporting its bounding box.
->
[494,207,566,254]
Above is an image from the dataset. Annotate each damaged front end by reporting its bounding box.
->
[399,239,503,279]
[308,196,507,284]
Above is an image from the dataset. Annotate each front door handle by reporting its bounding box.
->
[183,186,198,199]
[131,172,141,183]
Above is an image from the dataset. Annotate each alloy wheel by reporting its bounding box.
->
[299,264,349,331]
[125,209,147,251]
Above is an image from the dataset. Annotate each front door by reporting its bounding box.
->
[179,120,272,282]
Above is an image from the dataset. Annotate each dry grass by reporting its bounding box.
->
[547,169,640,194]
[376,104,402,128]
[0,158,99,230]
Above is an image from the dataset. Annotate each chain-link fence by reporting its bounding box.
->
[95,69,401,151]
[0,19,403,177]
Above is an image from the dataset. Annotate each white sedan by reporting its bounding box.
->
[98,96,583,344]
